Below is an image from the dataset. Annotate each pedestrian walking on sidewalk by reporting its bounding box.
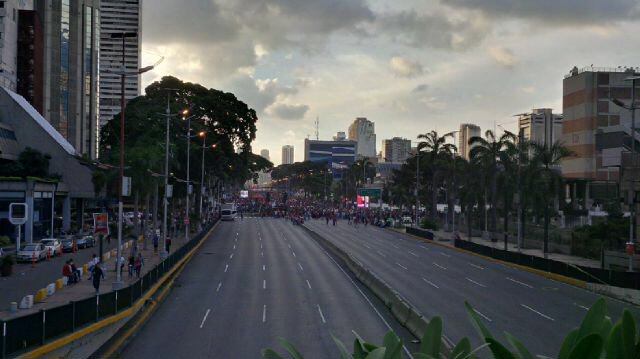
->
[153,233,159,253]
[135,253,144,278]
[90,263,105,295]
[166,237,172,254]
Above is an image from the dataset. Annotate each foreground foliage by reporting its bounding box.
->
[263,298,639,359]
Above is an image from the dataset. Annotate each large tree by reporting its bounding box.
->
[416,131,457,221]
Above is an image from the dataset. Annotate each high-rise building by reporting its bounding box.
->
[333,131,346,141]
[382,137,411,163]
[282,145,294,165]
[16,0,101,159]
[518,109,563,147]
[0,0,28,91]
[98,0,142,132]
[348,117,376,158]
[458,123,481,161]
[260,149,270,161]
[562,66,640,181]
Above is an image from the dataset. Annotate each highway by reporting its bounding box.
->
[122,218,404,358]
[305,219,640,357]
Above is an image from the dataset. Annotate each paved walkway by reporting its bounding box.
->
[0,234,193,320]
[396,227,602,269]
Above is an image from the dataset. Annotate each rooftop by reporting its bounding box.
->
[565,66,640,79]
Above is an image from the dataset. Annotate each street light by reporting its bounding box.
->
[182,110,202,243]
[611,75,640,271]
[198,132,214,223]
[108,31,160,289]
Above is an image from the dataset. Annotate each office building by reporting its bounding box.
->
[0,0,29,91]
[282,145,294,164]
[458,123,481,161]
[518,109,563,146]
[16,0,101,160]
[382,137,411,163]
[348,117,376,158]
[562,66,640,181]
[99,0,142,131]
[260,149,270,161]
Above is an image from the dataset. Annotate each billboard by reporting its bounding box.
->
[240,190,249,198]
[357,196,370,208]
[93,213,109,235]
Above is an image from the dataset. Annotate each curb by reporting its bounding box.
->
[16,222,219,359]
[301,224,451,354]
[394,228,588,289]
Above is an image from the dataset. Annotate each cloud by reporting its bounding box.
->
[488,46,516,67]
[389,57,425,78]
[440,0,640,25]
[266,102,310,120]
[412,84,429,93]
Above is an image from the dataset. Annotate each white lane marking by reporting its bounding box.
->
[507,277,533,288]
[263,279,266,289]
[396,263,408,270]
[468,263,485,270]
[466,277,486,288]
[216,282,222,292]
[229,253,234,259]
[224,264,229,273]
[233,245,236,250]
[440,252,451,258]
[377,250,387,257]
[200,309,211,328]
[574,303,611,320]
[317,304,327,324]
[392,244,400,249]
[420,245,430,251]
[364,244,371,249]
[288,244,291,249]
[260,243,263,249]
[320,247,414,359]
[261,251,264,257]
[262,305,267,322]
[433,262,447,270]
[521,304,555,321]
[409,251,419,257]
[235,238,237,242]
[263,265,266,271]
[298,263,304,271]
[474,309,492,322]
[292,251,297,257]
[422,277,439,289]
[259,237,262,241]
[306,280,312,289]
[237,232,239,236]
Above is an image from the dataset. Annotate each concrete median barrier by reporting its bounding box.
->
[47,283,56,296]
[20,295,34,309]
[56,278,64,289]
[35,288,47,303]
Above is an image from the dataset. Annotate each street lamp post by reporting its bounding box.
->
[612,75,640,271]
[183,110,191,243]
[199,132,206,221]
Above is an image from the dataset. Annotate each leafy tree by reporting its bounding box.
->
[417,130,457,221]
[0,147,58,179]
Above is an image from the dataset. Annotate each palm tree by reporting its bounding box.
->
[417,131,457,222]
[530,141,574,257]
[469,130,516,237]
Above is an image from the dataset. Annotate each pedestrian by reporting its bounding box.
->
[70,259,81,283]
[166,237,172,253]
[152,233,159,253]
[90,263,105,295]
[62,260,74,284]
[135,253,144,278]
[89,254,99,273]
[128,254,135,278]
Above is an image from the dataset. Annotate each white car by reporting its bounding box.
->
[402,216,413,224]
[16,243,47,262]
[40,238,61,256]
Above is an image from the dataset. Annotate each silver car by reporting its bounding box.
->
[16,243,47,262]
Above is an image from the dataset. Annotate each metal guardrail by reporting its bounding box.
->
[0,220,217,359]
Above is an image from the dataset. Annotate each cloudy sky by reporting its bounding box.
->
[140,0,640,165]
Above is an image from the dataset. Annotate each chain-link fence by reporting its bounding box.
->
[0,220,216,359]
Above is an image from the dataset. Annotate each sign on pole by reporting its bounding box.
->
[122,176,132,196]
[93,213,109,235]
[9,203,28,251]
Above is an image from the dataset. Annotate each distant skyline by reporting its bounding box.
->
[140,0,640,165]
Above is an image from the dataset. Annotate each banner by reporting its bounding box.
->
[93,213,109,235]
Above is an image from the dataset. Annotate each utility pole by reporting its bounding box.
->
[416,150,420,227]
[162,93,170,259]
[199,133,206,221]
[630,78,637,272]
[517,128,523,253]
[185,113,191,243]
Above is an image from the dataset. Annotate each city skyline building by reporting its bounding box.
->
[333,131,346,141]
[348,117,376,158]
[260,148,270,161]
[282,145,294,165]
[518,109,563,148]
[458,123,481,161]
[382,137,411,163]
[98,0,142,134]
[0,0,29,91]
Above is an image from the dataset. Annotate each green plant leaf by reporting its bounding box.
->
[621,310,636,359]
[486,338,518,359]
[450,338,471,359]
[464,301,494,342]
[557,329,578,359]
[419,317,442,357]
[413,354,438,359]
[277,337,304,359]
[577,299,607,341]
[568,333,604,359]
[605,322,623,359]
[599,318,612,344]
[383,337,403,359]
[331,333,351,359]
[353,338,368,359]
[363,343,379,352]
[261,349,288,359]
[365,347,386,359]
[505,332,533,359]
[383,331,400,349]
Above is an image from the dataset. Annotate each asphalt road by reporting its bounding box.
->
[305,219,640,357]
[122,218,403,358]
[0,238,119,309]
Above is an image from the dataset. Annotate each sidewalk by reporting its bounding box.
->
[395,226,601,269]
[0,234,190,320]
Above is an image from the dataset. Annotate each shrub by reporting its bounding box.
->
[0,235,11,247]
[420,217,438,231]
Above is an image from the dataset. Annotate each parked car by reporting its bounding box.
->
[402,216,413,224]
[76,235,95,249]
[40,238,61,256]
[61,239,75,252]
[16,243,47,262]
